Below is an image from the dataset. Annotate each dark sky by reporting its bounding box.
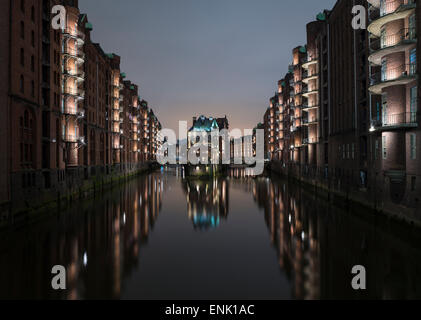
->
[80,0,337,131]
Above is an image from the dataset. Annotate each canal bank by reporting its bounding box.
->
[268,160,421,227]
[0,162,160,228]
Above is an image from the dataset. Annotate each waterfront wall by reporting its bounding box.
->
[1,162,155,222]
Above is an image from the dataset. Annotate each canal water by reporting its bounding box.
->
[1,168,421,300]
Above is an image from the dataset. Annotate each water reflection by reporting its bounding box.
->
[0,174,165,300]
[1,169,421,299]
[183,178,228,230]
[252,175,421,300]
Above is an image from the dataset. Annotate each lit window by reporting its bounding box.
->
[382,136,387,160]
[410,134,416,160]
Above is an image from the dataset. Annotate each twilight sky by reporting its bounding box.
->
[80,0,336,131]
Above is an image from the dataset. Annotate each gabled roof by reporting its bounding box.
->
[189,115,220,132]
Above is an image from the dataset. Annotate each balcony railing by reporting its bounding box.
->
[63,69,85,80]
[370,28,416,52]
[302,137,319,145]
[62,134,78,143]
[301,104,319,110]
[63,47,85,60]
[380,0,415,17]
[302,117,319,125]
[63,28,86,41]
[63,87,85,98]
[371,63,417,85]
[302,72,319,80]
[372,112,417,129]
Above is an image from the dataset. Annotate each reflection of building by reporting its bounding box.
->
[253,177,320,300]
[0,172,165,299]
[182,178,229,230]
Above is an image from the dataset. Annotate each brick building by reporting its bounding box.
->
[0,0,162,213]
[265,0,421,220]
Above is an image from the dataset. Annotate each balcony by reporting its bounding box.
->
[62,47,85,62]
[63,69,85,82]
[62,134,78,143]
[369,28,417,65]
[63,86,85,99]
[369,63,417,94]
[368,0,416,37]
[371,112,417,131]
[302,72,319,84]
[301,104,319,111]
[302,87,319,98]
[63,27,85,45]
[302,57,318,69]
[302,137,319,145]
[302,117,319,126]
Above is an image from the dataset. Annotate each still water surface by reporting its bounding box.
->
[1,168,421,299]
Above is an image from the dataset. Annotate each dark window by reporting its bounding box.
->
[31,6,35,22]
[31,30,34,46]
[20,21,24,39]
[20,48,24,66]
[31,55,34,72]
[20,75,24,93]
[31,80,35,97]
[21,0,25,13]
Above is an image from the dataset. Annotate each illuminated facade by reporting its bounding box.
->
[0,0,162,213]
[264,0,421,221]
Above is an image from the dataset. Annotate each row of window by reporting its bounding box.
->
[378,134,417,160]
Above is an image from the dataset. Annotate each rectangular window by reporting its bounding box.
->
[382,136,387,160]
[352,143,355,160]
[410,134,417,160]
[343,144,345,159]
[410,87,417,123]
[375,140,379,160]
[381,59,387,81]
[382,93,388,125]
[411,177,416,192]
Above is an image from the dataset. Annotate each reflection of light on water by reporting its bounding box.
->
[83,252,88,267]
[289,215,292,224]
[123,213,126,225]
[193,214,220,229]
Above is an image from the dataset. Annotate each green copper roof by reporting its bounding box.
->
[85,22,93,30]
[130,85,135,90]
[299,46,307,54]
[190,116,220,132]
[316,12,326,21]
[106,53,114,59]
[121,73,126,78]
